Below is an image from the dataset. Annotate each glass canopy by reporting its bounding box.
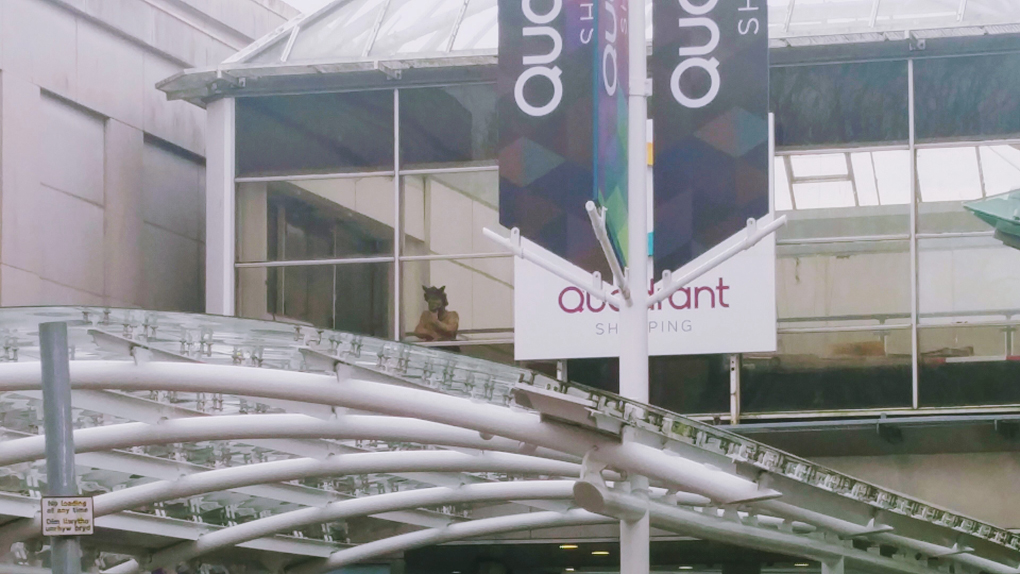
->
[1,306,1018,573]
[240,0,1020,66]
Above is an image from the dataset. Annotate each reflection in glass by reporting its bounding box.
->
[402,171,505,257]
[917,144,1020,233]
[777,241,912,323]
[742,329,912,412]
[565,356,729,415]
[237,177,395,262]
[451,0,498,52]
[771,62,908,147]
[370,0,464,56]
[275,0,388,63]
[236,93,394,176]
[237,263,392,337]
[401,85,498,167]
[918,236,1020,322]
[915,54,1020,141]
[775,151,910,239]
[919,325,1020,407]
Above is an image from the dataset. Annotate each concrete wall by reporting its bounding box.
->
[0,0,296,310]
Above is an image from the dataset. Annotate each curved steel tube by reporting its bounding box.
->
[105,482,582,574]
[0,451,581,551]
[285,509,614,574]
[0,413,574,467]
[0,362,1010,574]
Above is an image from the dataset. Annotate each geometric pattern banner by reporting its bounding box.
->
[595,0,629,268]
[652,0,770,275]
[499,0,610,277]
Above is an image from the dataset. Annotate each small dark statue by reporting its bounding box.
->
[413,285,460,342]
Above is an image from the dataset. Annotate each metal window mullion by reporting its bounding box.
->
[393,88,402,342]
[399,165,498,176]
[236,256,395,268]
[235,171,396,183]
[908,59,920,410]
[400,253,512,262]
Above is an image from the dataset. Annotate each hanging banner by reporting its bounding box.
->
[514,229,776,360]
[498,0,610,276]
[652,0,770,274]
[594,0,629,267]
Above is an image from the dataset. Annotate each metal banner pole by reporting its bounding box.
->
[620,0,650,405]
[620,0,650,573]
[40,322,82,574]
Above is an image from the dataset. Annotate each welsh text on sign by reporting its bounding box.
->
[41,496,94,536]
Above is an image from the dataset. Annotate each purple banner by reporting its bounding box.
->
[595,0,629,268]
[498,0,610,276]
[652,0,770,274]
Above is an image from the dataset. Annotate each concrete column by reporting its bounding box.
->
[205,97,236,316]
[103,120,144,307]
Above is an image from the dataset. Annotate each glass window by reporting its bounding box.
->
[777,240,912,323]
[451,0,498,52]
[915,53,1020,142]
[402,170,505,257]
[917,235,1020,407]
[917,143,1020,234]
[369,0,464,57]
[267,0,389,63]
[565,356,730,416]
[237,262,392,338]
[919,235,1020,323]
[771,61,909,148]
[758,238,913,411]
[775,150,911,240]
[919,325,1020,407]
[742,329,913,412]
[236,92,394,176]
[237,177,395,262]
[401,257,513,344]
[400,84,498,168]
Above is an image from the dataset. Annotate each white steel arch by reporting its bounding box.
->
[0,414,575,467]
[0,452,584,550]
[105,482,581,574]
[0,305,1015,574]
[0,360,1017,574]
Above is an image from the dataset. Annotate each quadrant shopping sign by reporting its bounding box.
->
[498,0,628,277]
[652,0,770,274]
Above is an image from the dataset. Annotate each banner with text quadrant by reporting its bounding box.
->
[595,0,629,267]
[498,0,608,276]
[652,0,770,274]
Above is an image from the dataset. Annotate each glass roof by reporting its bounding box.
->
[240,0,1020,66]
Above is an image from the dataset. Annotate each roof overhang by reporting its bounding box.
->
[157,28,1020,107]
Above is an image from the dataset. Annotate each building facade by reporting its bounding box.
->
[0,0,297,311]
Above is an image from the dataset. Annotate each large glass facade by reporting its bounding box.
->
[234,50,1020,420]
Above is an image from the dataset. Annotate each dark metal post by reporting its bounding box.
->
[39,322,81,574]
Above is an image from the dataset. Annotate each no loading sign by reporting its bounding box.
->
[41,496,94,536]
